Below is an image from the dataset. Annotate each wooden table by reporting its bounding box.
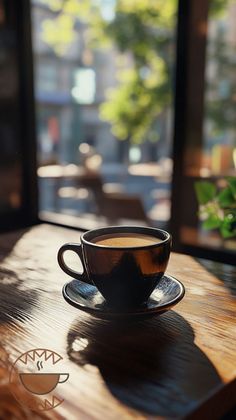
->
[0,224,235,419]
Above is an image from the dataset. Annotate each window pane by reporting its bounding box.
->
[31,0,177,228]
[203,0,236,178]
[180,0,236,256]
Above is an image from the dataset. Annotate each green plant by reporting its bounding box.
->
[195,177,236,239]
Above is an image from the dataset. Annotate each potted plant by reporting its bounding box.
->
[195,177,236,240]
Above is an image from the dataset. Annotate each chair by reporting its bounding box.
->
[95,192,150,225]
[58,170,150,225]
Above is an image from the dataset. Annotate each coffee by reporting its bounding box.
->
[92,232,161,247]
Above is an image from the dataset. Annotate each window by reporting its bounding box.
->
[171,0,236,264]
[72,68,96,104]
[1,0,235,262]
[32,0,177,229]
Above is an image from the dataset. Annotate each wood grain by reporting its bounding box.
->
[0,224,235,419]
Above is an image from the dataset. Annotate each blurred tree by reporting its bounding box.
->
[39,0,176,144]
[211,0,229,15]
[39,0,90,55]
[38,0,231,145]
[96,1,176,143]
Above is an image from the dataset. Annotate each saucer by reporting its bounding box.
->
[62,275,185,320]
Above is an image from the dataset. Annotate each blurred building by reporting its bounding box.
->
[31,0,172,167]
[31,0,123,165]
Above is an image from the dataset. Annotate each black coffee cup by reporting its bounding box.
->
[57,226,171,308]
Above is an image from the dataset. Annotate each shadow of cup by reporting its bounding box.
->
[67,311,222,417]
[20,373,69,395]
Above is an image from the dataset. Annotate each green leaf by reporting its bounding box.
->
[217,187,235,207]
[220,213,236,238]
[202,215,221,230]
[220,225,236,239]
[194,181,217,205]
[227,177,236,198]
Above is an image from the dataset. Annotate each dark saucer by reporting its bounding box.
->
[62,275,185,320]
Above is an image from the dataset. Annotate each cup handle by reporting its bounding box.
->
[57,243,92,284]
[59,373,69,384]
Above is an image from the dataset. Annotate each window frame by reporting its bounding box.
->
[0,0,38,231]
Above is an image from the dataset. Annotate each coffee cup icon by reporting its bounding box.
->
[20,373,69,395]
[9,348,70,412]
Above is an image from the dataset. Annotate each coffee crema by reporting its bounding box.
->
[92,232,162,247]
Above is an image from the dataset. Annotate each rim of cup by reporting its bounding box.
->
[81,225,171,250]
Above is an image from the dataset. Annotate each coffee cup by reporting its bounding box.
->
[20,373,69,395]
[57,226,171,308]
